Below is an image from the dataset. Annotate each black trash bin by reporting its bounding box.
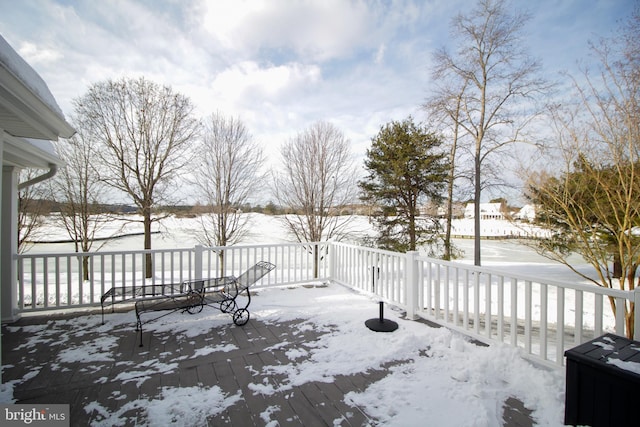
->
[564,333,640,426]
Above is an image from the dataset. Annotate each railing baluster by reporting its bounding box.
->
[497,276,504,342]
[556,286,565,364]
[540,283,548,360]
[426,262,432,315]
[616,297,626,336]
[434,263,441,320]
[575,290,583,344]
[463,269,469,331]
[510,278,517,347]
[485,273,492,338]
[525,280,532,354]
[444,265,450,323]
[55,256,60,307]
[453,267,459,327]
[474,272,480,335]
[30,258,36,309]
[595,294,603,337]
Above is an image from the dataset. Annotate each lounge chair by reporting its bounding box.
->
[133,261,276,346]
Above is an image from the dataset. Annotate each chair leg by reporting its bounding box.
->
[136,315,143,347]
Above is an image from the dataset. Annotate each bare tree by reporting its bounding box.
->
[75,77,200,277]
[193,112,265,271]
[273,122,358,275]
[424,79,470,260]
[527,8,640,338]
[432,0,550,265]
[48,126,114,280]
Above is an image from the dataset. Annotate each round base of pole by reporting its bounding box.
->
[365,318,398,332]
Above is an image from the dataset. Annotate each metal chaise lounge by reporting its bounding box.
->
[134,261,276,346]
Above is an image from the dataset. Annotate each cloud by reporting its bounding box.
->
[16,41,62,65]
[198,0,392,62]
[211,61,322,106]
[374,44,386,65]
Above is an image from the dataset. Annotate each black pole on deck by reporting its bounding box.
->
[365,301,398,332]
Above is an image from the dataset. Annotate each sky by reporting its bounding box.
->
[0,0,636,202]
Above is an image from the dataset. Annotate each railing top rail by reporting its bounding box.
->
[17,241,329,259]
[201,241,328,251]
[17,247,197,259]
[413,254,632,299]
[331,242,407,258]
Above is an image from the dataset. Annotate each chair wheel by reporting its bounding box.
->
[233,309,249,326]
[185,291,204,314]
[220,299,236,313]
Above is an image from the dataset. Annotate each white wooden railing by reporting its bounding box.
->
[330,243,640,368]
[17,243,331,310]
[16,241,640,367]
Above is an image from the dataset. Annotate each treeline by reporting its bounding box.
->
[21,199,365,217]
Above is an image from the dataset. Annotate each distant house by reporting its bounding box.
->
[514,204,536,222]
[464,202,506,220]
[1,34,75,337]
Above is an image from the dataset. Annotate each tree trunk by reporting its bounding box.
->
[409,214,417,251]
[82,256,89,282]
[82,236,90,281]
[144,211,153,279]
[313,244,319,279]
[443,159,455,260]
[218,249,225,277]
[626,306,634,339]
[473,156,482,266]
[613,252,622,278]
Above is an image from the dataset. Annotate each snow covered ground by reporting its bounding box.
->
[2,283,566,426]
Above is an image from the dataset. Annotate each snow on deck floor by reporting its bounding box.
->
[1,283,565,426]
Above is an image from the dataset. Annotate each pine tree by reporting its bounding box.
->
[359,117,449,253]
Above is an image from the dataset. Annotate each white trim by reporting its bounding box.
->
[2,132,63,168]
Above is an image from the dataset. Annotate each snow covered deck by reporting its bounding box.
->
[1,283,564,426]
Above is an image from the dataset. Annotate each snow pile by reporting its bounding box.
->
[245,285,565,426]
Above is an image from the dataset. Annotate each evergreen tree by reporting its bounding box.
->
[359,117,449,253]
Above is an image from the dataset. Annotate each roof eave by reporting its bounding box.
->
[3,133,64,169]
[0,63,75,140]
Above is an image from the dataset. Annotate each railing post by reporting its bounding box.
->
[405,251,419,320]
[634,288,640,341]
[194,245,203,281]
[328,242,336,283]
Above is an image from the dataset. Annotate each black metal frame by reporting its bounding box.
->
[130,261,276,346]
